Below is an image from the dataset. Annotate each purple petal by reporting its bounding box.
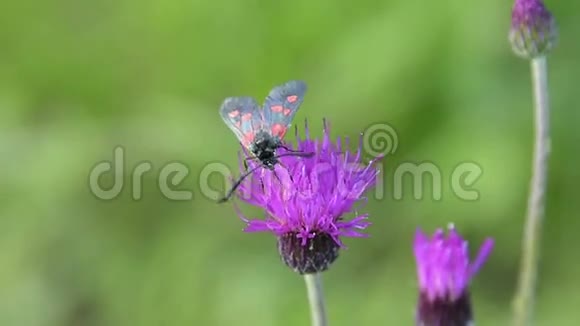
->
[469,238,494,277]
[413,226,494,302]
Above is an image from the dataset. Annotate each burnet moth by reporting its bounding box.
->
[218,80,314,203]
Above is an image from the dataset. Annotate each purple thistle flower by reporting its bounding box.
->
[509,0,557,59]
[233,119,381,274]
[414,225,494,326]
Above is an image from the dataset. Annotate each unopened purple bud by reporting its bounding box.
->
[509,0,557,59]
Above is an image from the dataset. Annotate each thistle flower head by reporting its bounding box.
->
[509,0,557,59]
[234,119,381,274]
[414,225,494,326]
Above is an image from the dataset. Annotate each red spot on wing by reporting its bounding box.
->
[241,113,252,121]
[283,108,292,116]
[287,95,298,103]
[271,123,288,138]
[228,110,240,118]
[243,132,255,145]
[271,105,283,113]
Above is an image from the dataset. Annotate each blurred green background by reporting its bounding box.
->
[1,0,578,325]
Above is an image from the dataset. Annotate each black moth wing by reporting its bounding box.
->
[219,97,265,147]
[262,80,307,139]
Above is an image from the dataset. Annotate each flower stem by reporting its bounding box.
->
[304,273,328,326]
[513,56,551,326]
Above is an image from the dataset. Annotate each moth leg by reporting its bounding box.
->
[243,156,259,170]
[218,164,261,203]
[276,151,314,159]
[279,144,302,153]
